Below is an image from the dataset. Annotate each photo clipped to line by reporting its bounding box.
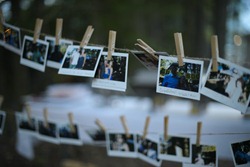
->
[156,55,204,100]
[45,36,73,69]
[230,138,250,167]
[58,121,82,145]
[84,127,106,145]
[158,134,191,163]
[136,134,162,167]
[15,112,37,136]
[58,45,103,77]
[183,144,217,167]
[20,35,49,72]
[106,131,137,158]
[0,23,22,55]
[37,119,59,144]
[92,52,129,92]
[201,57,250,114]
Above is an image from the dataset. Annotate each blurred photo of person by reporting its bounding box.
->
[232,141,250,165]
[70,48,81,69]
[162,63,180,88]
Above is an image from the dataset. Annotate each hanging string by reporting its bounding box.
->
[17,25,213,62]
[5,110,250,136]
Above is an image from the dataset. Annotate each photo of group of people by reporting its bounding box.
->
[45,36,73,69]
[15,112,82,145]
[158,135,191,163]
[107,132,137,157]
[92,52,129,92]
[0,111,6,135]
[201,58,250,113]
[157,56,203,100]
[21,36,49,72]
[0,23,21,55]
[137,134,162,167]
[231,139,250,167]
[59,45,103,77]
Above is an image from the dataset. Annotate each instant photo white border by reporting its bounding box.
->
[106,130,137,158]
[130,50,158,71]
[136,133,162,167]
[0,110,6,134]
[37,118,59,144]
[45,36,73,69]
[158,134,191,163]
[92,52,129,92]
[57,121,83,146]
[20,35,49,72]
[83,127,106,146]
[58,45,103,77]
[156,55,203,101]
[201,58,250,113]
[3,23,22,55]
[230,138,250,167]
[183,143,218,167]
[15,112,37,136]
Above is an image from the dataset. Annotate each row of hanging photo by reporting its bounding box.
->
[1,18,250,114]
[0,107,246,167]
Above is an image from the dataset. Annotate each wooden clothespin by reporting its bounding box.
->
[0,8,4,34]
[135,39,158,61]
[174,33,184,66]
[80,25,94,48]
[142,116,150,139]
[196,121,202,147]
[55,18,63,46]
[43,108,49,128]
[68,112,76,133]
[211,35,219,72]
[95,118,106,132]
[164,116,169,140]
[0,95,3,109]
[25,103,32,125]
[120,115,130,138]
[33,18,43,44]
[107,30,116,60]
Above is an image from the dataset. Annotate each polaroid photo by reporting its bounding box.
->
[158,134,191,163]
[183,144,217,167]
[2,23,22,55]
[37,119,59,144]
[130,50,159,71]
[136,134,162,167]
[15,112,36,135]
[201,57,250,113]
[58,122,82,145]
[156,55,204,100]
[0,111,6,135]
[20,35,49,72]
[84,128,106,145]
[106,131,137,158]
[92,52,129,92]
[58,45,103,77]
[230,139,250,167]
[45,36,73,69]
